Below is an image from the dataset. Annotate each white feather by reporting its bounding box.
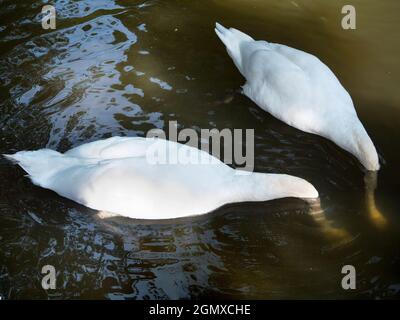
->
[215,23,379,171]
[5,137,318,219]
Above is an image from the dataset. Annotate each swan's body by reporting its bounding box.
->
[5,137,318,219]
[215,23,380,171]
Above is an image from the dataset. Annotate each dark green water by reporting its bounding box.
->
[0,0,399,299]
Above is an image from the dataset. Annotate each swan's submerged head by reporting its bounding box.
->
[364,171,387,229]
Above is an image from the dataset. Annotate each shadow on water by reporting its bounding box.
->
[0,0,399,299]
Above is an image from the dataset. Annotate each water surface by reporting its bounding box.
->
[0,0,399,299]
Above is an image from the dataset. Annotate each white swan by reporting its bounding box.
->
[4,137,318,219]
[215,23,380,171]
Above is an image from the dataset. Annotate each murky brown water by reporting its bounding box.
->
[0,0,399,299]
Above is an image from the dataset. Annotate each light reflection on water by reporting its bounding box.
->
[0,0,399,299]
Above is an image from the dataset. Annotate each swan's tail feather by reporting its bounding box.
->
[3,153,18,163]
[215,22,254,75]
[214,22,253,50]
[3,149,64,186]
[215,22,230,48]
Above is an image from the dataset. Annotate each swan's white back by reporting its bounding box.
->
[5,137,318,219]
[215,23,379,171]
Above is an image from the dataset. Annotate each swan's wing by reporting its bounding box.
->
[64,136,150,159]
[269,43,325,74]
[65,136,224,166]
[243,48,323,132]
[242,42,358,133]
[47,156,233,219]
[269,43,356,114]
